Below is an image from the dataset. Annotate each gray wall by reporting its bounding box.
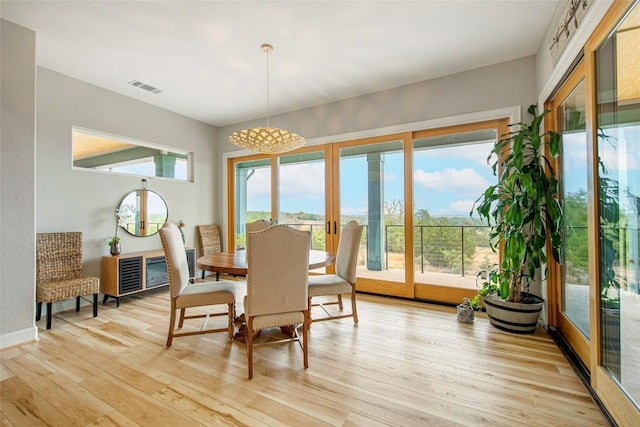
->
[0,20,37,345]
[36,68,219,280]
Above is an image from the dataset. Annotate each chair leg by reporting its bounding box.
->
[303,310,309,370]
[166,301,177,347]
[306,297,312,331]
[351,288,359,325]
[93,294,98,317]
[247,316,254,379]
[36,302,42,321]
[76,296,81,312]
[178,308,186,328]
[201,270,205,280]
[46,303,53,330]
[337,294,344,311]
[227,302,235,338]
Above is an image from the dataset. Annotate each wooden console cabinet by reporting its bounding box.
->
[101,248,195,306]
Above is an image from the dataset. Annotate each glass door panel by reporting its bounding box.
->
[234,158,271,249]
[595,0,640,406]
[558,79,590,338]
[338,139,406,296]
[277,149,329,273]
[412,128,498,302]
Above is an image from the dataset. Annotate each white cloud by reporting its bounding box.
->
[341,205,367,215]
[279,163,325,199]
[246,163,325,200]
[385,172,397,181]
[415,142,495,166]
[414,168,490,196]
[448,199,475,215]
[246,168,271,197]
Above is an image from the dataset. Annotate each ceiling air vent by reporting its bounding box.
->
[128,79,163,94]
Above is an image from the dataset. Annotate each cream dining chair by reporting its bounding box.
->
[307,220,363,328]
[245,219,271,237]
[160,222,237,347]
[244,224,310,379]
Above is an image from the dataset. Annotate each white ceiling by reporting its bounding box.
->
[1,1,563,127]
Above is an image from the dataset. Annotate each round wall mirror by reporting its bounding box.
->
[117,189,168,237]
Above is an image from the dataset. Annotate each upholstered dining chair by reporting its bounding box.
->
[245,219,271,236]
[36,232,99,330]
[160,222,236,347]
[244,224,310,379]
[307,220,363,329]
[196,224,222,279]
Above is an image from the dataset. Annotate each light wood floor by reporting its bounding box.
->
[1,281,609,426]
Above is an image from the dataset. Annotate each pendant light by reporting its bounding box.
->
[229,44,305,154]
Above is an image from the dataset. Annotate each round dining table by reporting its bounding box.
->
[197,249,336,277]
[197,249,336,343]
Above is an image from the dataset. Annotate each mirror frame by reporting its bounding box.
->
[117,189,168,237]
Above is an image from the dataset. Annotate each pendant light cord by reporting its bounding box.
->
[264,44,272,128]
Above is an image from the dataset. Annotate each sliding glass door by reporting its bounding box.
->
[228,120,508,303]
[412,121,505,303]
[335,136,409,297]
[594,1,640,406]
[231,157,272,249]
[547,61,592,366]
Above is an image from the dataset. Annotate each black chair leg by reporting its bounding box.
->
[93,294,98,317]
[76,296,81,312]
[36,302,42,321]
[201,270,205,279]
[46,302,52,330]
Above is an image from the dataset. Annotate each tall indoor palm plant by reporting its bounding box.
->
[473,104,563,305]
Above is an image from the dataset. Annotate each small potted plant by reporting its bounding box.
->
[456,298,475,323]
[108,208,130,256]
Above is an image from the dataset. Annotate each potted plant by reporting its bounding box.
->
[470,104,563,333]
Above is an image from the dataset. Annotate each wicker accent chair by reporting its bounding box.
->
[35,232,99,330]
[245,225,310,379]
[196,224,222,279]
[307,220,363,329]
[160,222,237,347]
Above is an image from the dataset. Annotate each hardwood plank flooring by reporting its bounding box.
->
[1,282,608,426]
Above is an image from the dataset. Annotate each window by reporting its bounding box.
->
[72,127,192,181]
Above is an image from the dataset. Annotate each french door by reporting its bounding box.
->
[228,120,508,304]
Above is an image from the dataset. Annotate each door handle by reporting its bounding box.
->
[326,221,331,234]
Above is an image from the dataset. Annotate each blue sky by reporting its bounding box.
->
[247,141,500,219]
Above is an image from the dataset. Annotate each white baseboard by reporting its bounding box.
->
[0,326,38,349]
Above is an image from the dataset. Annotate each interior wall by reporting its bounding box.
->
[0,20,37,346]
[35,68,218,312]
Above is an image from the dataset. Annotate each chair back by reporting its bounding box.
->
[36,232,83,282]
[159,222,191,299]
[245,219,272,251]
[197,224,221,257]
[335,220,363,284]
[246,219,271,236]
[246,225,310,317]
